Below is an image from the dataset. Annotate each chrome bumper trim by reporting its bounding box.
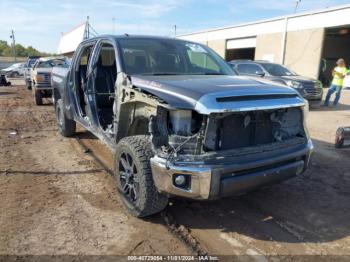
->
[151,156,212,199]
[150,139,313,200]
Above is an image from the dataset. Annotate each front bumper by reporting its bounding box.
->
[151,139,313,200]
[302,91,323,101]
[34,83,52,90]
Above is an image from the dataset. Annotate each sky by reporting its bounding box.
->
[0,0,350,53]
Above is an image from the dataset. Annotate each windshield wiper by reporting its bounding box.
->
[142,73,180,76]
[203,72,225,75]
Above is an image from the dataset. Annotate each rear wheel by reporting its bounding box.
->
[55,99,76,137]
[114,135,168,217]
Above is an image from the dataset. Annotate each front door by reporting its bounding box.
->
[88,41,118,134]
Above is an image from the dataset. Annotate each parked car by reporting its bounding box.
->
[52,35,313,217]
[31,57,66,105]
[24,56,40,90]
[229,60,323,103]
[1,62,25,77]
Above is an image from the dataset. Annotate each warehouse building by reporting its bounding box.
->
[57,18,97,57]
[178,4,350,84]
[57,22,87,57]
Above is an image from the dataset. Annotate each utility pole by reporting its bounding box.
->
[174,25,177,37]
[84,16,90,39]
[294,0,301,13]
[10,30,16,62]
[87,16,90,39]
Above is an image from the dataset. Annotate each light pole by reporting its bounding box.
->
[294,0,301,13]
[9,30,16,62]
[174,25,177,37]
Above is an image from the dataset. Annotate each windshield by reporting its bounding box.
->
[37,59,66,68]
[118,38,235,76]
[261,63,296,76]
[27,59,38,68]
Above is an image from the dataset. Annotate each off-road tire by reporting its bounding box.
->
[114,135,168,217]
[26,81,32,90]
[33,88,43,105]
[55,99,76,137]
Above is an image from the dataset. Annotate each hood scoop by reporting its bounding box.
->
[216,94,298,103]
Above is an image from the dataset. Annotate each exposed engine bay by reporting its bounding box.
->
[150,107,306,159]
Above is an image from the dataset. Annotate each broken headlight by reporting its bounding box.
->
[167,110,205,155]
[168,110,203,136]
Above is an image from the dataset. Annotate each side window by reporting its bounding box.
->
[79,46,93,67]
[76,44,94,87]
[93,42,117,94]
[97,43,116,68]
[237,64,264,75]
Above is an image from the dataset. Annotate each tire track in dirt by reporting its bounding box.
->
[0,85,192,255]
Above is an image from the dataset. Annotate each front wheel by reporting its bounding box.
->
[114,135,168,217]
[55,99,76,137]
[33,88,43,105]
[26,80,32,90]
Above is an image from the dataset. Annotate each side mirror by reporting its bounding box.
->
[256,71,265,77]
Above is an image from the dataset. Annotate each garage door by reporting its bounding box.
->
[227,37,257,49]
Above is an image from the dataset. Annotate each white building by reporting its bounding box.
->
[57,22,88,57]
[178,4,350,82]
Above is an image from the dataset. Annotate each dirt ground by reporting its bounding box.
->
[0,81,191,256]
[1,81,350,259]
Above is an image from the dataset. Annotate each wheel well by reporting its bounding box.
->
[127,116,149,136]
[53,88,61,106]
[116,102,157,141]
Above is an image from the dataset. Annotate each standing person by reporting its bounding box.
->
[324,58,348,106]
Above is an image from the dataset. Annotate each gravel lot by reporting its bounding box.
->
[1,80,350,259]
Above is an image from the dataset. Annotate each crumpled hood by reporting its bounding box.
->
[130,75,304,114]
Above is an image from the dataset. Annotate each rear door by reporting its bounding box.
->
[68,41,96,126]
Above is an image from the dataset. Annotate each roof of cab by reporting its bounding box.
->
[81,34,198,44]
[38,56,66,62]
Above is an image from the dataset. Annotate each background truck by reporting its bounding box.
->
[52,35,313,217]
[31,57,66,105]
[24,56,40,90]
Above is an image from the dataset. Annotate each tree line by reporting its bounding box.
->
[0,40,53,57]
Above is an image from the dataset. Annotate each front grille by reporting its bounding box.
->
[37,73,51,84]
[204,108,305,152]
[303,82,322,95]
[221,158,299,179]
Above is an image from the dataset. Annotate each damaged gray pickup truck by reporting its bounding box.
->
[52,35,313,217]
